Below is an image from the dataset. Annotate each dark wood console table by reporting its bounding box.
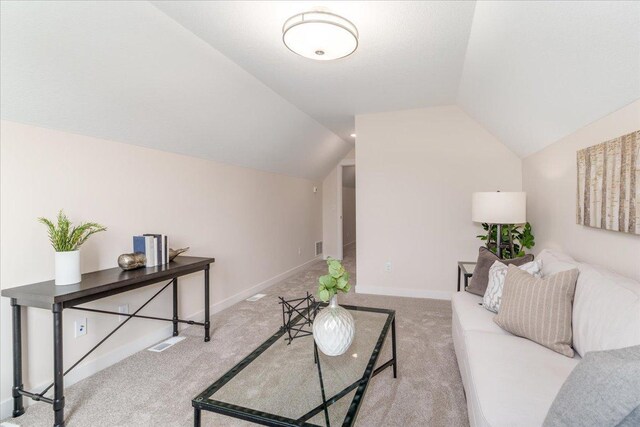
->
[1,255,215,427]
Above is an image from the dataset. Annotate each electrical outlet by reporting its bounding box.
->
[75,318,87,338]
[298,247,302,256]
[118,304,129,322]
[385,261,392,272]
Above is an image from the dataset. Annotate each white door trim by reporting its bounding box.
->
[337,159,356,260]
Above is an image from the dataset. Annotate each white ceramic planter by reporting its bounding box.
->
[313,295,355,356]
[55,250,81,286]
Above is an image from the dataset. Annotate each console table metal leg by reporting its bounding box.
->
[204,266,210,342]
[172,278,179,336]
[194,407,201,427]
[52,303,65,427]
[391,317,398,378]
[11,298,25,417]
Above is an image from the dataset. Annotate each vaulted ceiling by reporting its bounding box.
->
[1,1,638,179]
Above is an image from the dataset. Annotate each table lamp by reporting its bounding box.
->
[472,191,526,258]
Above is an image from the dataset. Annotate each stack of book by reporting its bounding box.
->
[133,234,169,267]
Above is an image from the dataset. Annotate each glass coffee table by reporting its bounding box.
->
[192,304,397,426]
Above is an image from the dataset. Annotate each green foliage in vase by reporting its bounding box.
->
[317,258,351,303]
[38,210,107,252]
[476,222,535,259]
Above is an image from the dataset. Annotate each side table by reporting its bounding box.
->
[457,262,476,292]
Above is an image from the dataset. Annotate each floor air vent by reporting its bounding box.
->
[246,293,266,302]
[315,241,323,256]
[147,336,185,353]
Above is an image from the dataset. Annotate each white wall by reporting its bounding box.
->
[523,100,640,281]
[342,186,356,246]
[0,121,322,416]
[322,149,355,259]
[355,106,522,299]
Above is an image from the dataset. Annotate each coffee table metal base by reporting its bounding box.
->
[193,305,397,427]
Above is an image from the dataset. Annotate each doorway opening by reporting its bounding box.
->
[337,161,356,264]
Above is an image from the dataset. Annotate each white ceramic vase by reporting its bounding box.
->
[313,295,355,356]
[55,250,81,286]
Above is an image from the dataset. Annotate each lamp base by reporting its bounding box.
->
[486,224,515,259]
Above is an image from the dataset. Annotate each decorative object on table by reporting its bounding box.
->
[472,191,529,259]
[465,247,534,297]
[117,252,147,271]
[483,259,542,313]
[279,292,318,344]
[169,247,189,261]
[38,210,106,286]
[133,234,169,266]
[494,265,579,357]
[312,258,355,356]
[576,130,639,235]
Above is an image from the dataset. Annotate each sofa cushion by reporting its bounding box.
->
[465,331,580,427]
[452,291,510,336]
[466,247,534,296]
[544,345,640,427]
[572,263,640,357]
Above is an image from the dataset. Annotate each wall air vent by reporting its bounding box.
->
[147,336,185,353]
[315,241,323,256]
[246,293,266,302]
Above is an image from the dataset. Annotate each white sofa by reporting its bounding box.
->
[452,249,640,427]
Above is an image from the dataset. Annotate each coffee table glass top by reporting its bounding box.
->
[193,304,396,427]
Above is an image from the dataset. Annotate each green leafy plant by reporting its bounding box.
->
[476,222,535,259]
[38,210,106,252]
[317,258,351,303]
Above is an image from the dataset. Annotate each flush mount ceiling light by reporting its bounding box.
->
[282,11,358,61]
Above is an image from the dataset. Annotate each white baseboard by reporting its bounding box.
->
[0,255,322,420]
[356,285,452,301]
[182,255,322,322]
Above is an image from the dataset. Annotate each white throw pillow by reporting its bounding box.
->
[537,249,578,277]
[572,263,640,357]
[483,259,542,313]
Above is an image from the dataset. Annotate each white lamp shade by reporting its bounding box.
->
[472,192,526,224]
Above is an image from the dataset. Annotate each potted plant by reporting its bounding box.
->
[38,210,106,285]
[312,258,355,356]
[476,222,535,259]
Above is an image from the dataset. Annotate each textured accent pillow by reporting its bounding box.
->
[483,259,542,313]
[466,247,534,296]
[543,345,640,427]
[494,265,579,357]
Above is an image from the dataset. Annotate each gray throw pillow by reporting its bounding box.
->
[544,345,640,427]
[466,246,534,296]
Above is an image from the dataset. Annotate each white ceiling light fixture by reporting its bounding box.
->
[350,133,356,138]
[283,11,358,61]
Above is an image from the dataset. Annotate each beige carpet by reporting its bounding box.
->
[2,244,468,426]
